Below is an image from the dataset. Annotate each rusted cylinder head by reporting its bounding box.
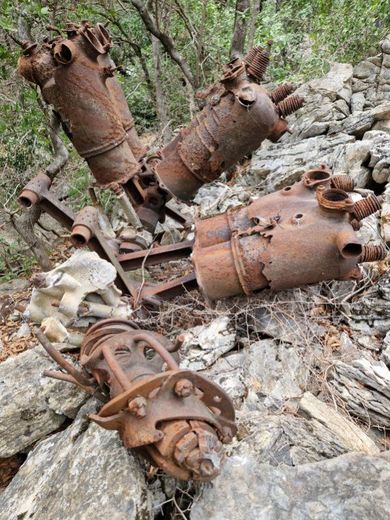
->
[18,173,52,208]
[18,23,141,188]
[77,319,236,481]
[359,244,387,262]
[352,194,383,221]
[154,48,303,201]
[192,168,383,300]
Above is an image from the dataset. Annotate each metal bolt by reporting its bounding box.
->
[221,427,233,444]
[128,396,147,418]
[174,378,194,398]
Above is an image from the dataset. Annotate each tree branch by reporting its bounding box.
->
[121,0,198,90]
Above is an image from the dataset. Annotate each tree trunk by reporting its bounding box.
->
[247,0,262,50]
[151,35,172,143]
[129,0,198,90]
[230,0,250,59]
[11,110,69,271]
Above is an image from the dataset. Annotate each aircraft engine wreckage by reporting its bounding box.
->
[35,321,236,481]
[19,167,386,303]
[18,21,303,232]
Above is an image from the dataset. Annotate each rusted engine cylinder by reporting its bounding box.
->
[192,168,384,300]
[78,319,236,481]
[154,56,304,201]
[18,22,143,187]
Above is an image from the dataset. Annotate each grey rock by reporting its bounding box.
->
[179,316,236,370]
[243,339,309,409]
[249,133,355,192]
[191,452,390,520]
[351,92,366,113]
[328,357,390,428]
[347,271,390,334]
[0,400,152,520]
[381,181,390,242]
[0,346,88,457]
[298,392,379,454]
[201,351,246,406]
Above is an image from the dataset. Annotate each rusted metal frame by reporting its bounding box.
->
[118,240,194,271]
[139,272,198,302]
[19,175,139,299]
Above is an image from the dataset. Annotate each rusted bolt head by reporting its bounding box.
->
[220,427,233,444]
[174,378,194,398]
[128,396,147,418]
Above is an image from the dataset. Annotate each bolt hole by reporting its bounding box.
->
[295,213,303,219]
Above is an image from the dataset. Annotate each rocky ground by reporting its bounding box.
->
[1,36,390,520]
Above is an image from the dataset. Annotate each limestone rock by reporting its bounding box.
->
[191,452,390,520]
[179,316,236,370]
[298,392,379,454]
[243,339,309,409]
[328,357,390,428]
[0,400,152,520]
[0,346,87,457]
[201,351,246,406]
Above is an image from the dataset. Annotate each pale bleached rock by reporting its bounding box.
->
[179,316,236,370]
[298,392,379,454]
[0,346,87,457]
[243,339,309,409]
[191,452,390,520]
[0,400,152,520]
[328,357,390,428]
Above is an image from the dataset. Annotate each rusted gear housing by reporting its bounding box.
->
[37,320,236,481]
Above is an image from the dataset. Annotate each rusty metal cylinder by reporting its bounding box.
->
[192,168,382,300]
[18,173,52,208]
[18,23,141,188]
[154,52,303,201]
[70,206,98,247]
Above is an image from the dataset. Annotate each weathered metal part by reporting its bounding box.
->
[352,194,383,221]
[18,23,140,188]
[40,319,236,481]
[270,83,296,104]
[118,240,194,271]
[192,168,384,300]
[153,49,303,201]
[244,42,272,82]
[18,176,138,298]
[277,95,305,118]
[359,244,387,262]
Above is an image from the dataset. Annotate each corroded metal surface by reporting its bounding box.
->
[153,50,305,201]
[192,168,384,299]
[18,21,142,188]
[37,320,236,481]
